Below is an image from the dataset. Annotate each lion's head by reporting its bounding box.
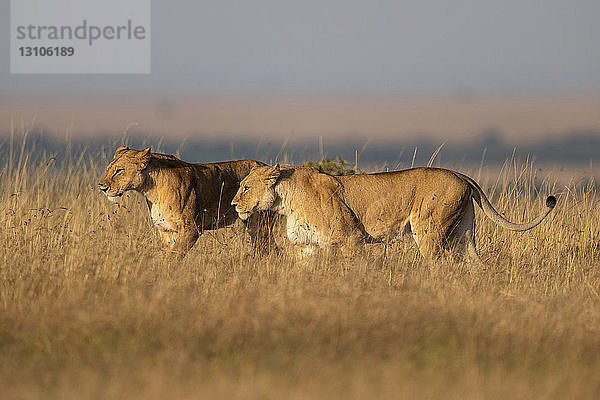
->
[98,146,152,202]
[231,164,280,220]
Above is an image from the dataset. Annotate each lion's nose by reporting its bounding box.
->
[231,199,237,207]
[98,183,109,192]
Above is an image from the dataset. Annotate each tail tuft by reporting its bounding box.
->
[546,195,557,209]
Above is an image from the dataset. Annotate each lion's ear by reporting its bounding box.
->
[137,147,152,170]
[115,145,129,155]
[265,164,280,185]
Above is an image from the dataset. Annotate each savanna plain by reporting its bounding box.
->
[1,135,599,400]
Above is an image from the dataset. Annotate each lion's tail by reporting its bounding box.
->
[454,172,556,232]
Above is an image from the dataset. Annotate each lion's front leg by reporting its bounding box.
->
[165,226,199,263]
[339,238,365,259]
[158,217,200,265]
[157,229,182,266]
[158,229,178,247]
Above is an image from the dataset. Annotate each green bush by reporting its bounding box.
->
[303,157,359,176]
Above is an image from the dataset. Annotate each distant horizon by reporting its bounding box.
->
[2,118,599,168]
[2,94,599,144]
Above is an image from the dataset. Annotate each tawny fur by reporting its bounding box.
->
[232,165,556,261]
[99,146,275,261]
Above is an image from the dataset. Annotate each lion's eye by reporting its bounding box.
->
[242,186,249,193]
[113,168,124,177]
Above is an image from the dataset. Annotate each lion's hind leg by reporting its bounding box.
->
[410,198,480,263]
[445,200,483,265]
[409,216,445,261]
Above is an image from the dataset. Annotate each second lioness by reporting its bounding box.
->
[99,146,275,259]
[231,165,556,260]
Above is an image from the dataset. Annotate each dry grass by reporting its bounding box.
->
[1,141,600,400]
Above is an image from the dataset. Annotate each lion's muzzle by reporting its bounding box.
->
[231,200,252,221]
[233,204,251,220]
[98,183,122,203]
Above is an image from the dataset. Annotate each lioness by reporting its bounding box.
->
[231,165,556,261]
[99,146,275,260]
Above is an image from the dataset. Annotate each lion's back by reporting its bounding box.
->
[336,168,471,238]
[208,159,267,179]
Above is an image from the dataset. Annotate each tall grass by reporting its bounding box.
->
[1,133,599,399]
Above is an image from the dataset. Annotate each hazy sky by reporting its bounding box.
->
[2,0,600,97]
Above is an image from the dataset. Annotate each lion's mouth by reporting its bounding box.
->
[235,203,258,220]
[104,192,123,203]
[236,210,251,220]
